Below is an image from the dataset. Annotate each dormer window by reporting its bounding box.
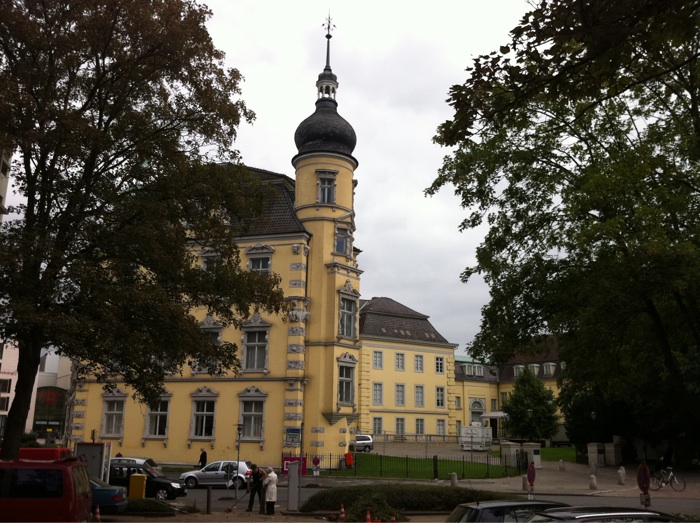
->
[529,364,541,376]
[543,363,556,377]
[513,365,525,377]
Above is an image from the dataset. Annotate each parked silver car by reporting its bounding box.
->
[179,460,251,490]
[526,505,681,522]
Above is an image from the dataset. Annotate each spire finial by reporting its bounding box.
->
[322,13,335,68]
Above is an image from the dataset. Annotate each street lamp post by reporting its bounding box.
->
[235,424,243,499]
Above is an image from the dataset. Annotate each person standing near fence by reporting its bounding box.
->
[246,464,267,513]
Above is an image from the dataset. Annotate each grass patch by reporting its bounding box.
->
[540,447,576,462]
[300,483,520,521]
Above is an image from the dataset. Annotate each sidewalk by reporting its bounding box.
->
[105,460,699,522]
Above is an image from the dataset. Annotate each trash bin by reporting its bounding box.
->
[128,474,146,499]
[344,452,354,468]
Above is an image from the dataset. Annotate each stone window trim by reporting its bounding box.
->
[192,316,223,376]
[188,386,219,449]
[337,352,357,411]
[238,386,268,449]
[200,248,222,272]
[241,312,272,374]
[142,392,173,447]
[245,243,275,273]
[101,388,127,444]
[316,170,338,205]
[333,224,354,259]
[337,280,360,342]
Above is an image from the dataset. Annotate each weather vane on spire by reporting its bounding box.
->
[322,13,335,38]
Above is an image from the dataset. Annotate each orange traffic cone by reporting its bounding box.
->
[95,505,101,523]
[339,504,346,522]
[365,509,371,522]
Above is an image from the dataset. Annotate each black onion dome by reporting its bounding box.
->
[294,98,357,157]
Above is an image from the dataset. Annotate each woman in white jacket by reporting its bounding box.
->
[263,467,278,515]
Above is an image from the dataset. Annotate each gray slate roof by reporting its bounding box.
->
[359,297,451,345]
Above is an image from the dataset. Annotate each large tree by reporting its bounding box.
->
[0,0,285,459]
[502,367,559,443]
[428,0,700,455]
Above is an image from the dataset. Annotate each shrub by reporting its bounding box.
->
[300,482,520,514]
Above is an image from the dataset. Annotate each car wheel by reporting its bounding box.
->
[235,477,246,490]
[364,447,372,453]
[185,477,198,489]
[155,488,169,500]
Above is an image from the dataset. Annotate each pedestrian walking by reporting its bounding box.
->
[245,464,267,513]
[263,467,278,515]
[197,448,207,468]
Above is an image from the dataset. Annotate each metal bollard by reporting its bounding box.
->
[450,472,458,487]
[589,474,598,490]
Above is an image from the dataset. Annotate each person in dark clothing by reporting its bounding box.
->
[245,463,267,513]
[197,448,207,468]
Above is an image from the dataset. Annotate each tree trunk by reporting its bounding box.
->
[0,337,42,460]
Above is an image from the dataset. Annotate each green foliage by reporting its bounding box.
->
[300,483,517,513]
[428,0,700,448]
[503,368,559,442]
[0,0,286,459]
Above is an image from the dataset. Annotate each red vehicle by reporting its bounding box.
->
[18,448,73,460]
[0,457,92,522]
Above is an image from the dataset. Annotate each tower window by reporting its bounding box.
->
[335,227,352,257]
[316,171,337,204]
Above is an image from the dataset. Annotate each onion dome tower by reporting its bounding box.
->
[293,18,357,165]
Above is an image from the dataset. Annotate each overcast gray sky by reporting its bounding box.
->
[204,1,530,353]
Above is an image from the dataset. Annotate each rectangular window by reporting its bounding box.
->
[147,400,169,437]
[395,418,405,435]
[250,257,271,275]
[103,400,124,437]
[543,363,556,376]
[436,386,445,408]
[455,396,462,409]
[319,177,335,204]
[203,257,220,272]
[339,365,354,404]
[0,397,9,411]
[193,400,215,437]
[475,365,484,377]
[414,355,423,372]
[465,364,473,375]
[395,353,405,371]
[0,379,10,393]
[372,417,383,436]
[437,419,446,436]
[491,399,498,411]
[244,330,267,371]
[339,298,357,338]
[373,351,383,370]
[242,400,263,439]
[372,383,383,405]
[435,357,444,374]
[415,418,425,435]
[335,228,352,256]
[395,384,405,406]
[0,415,6,439]
[414,385,424,407]
[500,392,508,407]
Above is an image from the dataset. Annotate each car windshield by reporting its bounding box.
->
[143,466,166,478]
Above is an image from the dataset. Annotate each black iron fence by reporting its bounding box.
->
[282,449,529,480]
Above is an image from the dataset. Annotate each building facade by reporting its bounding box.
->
[69,29,457,466]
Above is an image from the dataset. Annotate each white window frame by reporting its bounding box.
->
[395,417,405,435]
[337,353,357,406]
[455,396,462,409]
[415,418,425,435]
[372,383,383,405]
[475,365,484,377]
[338,281,359,340]
[372,417,383,436]
[243,330,268,372]
[316,170,338,204]
[334,226,353,257]
[543,363,556,376]
[102,389,127,438]
[246,244,274,275]
[437,419,446,436]
[395,353,405,371]
[414,355,423,372]
[435,357,445,374]
[373,351,383,370]
[241,313,272,374]
[238,386,267,441]
[436,386,445,408]
[145,396,171,440]
[189,386,218,442]
[414,385,424,408]
[395,384,405,407]
[514,365,524,377]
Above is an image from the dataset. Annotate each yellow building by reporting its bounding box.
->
[70,28,457,466]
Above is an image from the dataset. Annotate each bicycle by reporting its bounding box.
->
[649,466,686,491]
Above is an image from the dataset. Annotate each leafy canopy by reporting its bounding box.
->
[428,0,700,450]
[0,0,285,458]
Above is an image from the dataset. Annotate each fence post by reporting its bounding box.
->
[433,455,439,480]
